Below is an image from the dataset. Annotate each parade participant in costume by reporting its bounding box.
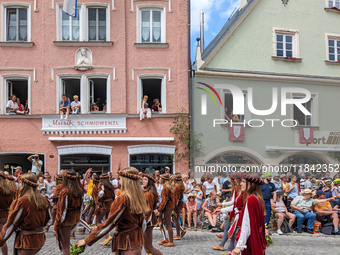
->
[155,173,175,247]
[0,171,15,255]
[172,174,186,240]
[0,173,50,255]
[77,167,150,255]
[232,173,267,255]
[77,175,100,235]
[53,170,83,255]
[96,173,115,246]
[142,173,163,255]
[45,174,63,232]
[212,173,238,251]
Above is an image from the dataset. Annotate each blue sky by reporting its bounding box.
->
[190,0,241,62]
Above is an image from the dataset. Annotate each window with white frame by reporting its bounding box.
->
[328,38,340,61]
[88,8,106,41]
[1,78,30,115]
[57,5,109,42]
[329,0,340,8]
[224,92,247,123]
[293,97,314,126]
[138,7,165,43]
[61,8,80,41]
[6,8,28,41]
[89,78,107,112]
[276,34,294,58]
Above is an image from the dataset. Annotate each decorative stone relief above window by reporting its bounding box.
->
[282,0,289,6]
[75,47,92,71]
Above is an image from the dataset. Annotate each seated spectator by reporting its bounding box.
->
[90,103,99,111]
[229,110,240,122]
[194,184,204,229]
[71,95,81,114]
[224,107,230,121]
[202,191,221,232]
[304,174,314,190]
[271,173,283,191]
[271,191,296,235]
[314,190,340,235]
[331,179,340,206]
[6,94,19,114]
[151,98,162,112]
[95,96,103,111]
[16,97,29,115]
[291,189,334,234]
[102,99,107,112]
[59,94,70,119]
[186,193,198,231]
[322,180,333,199]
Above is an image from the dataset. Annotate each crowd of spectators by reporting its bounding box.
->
[6,94,29,115]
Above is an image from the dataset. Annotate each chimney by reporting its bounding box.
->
[200,9,204,53]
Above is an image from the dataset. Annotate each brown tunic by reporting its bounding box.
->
[85,194,144,251]
[54,188,82,231]
[173,185,185,210]
[157,186,174,212]
[0,187,14,219]
[144,191,158,226]
[0,196,50,249]
[91,185,99,205]
[97,184,115,210]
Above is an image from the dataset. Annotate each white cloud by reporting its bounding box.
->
[191,0,241,34]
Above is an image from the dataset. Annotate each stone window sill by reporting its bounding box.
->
[272,56,302,62]
[0,42,34,47]
[325,60,340,65]
[134,43,169,48]
[325,7,340,13]
[290,126,319,130]
[53,41,113,46]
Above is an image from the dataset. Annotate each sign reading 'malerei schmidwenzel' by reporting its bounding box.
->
[41,115,127,132]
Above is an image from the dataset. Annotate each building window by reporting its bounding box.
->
[2,78,30,115]
[88,8,106,41]
[141,79,162,112]
[328,38,340,61]
[224,92,246,123]
[6,8,28,41]
[61,8,80,41]
[329,0,340,8]
[276,34,294,58]
[130,154,173,174]
[293,97,313,126]
[57,5,109,42]
[89,78,107,112]
[137,6,165,43]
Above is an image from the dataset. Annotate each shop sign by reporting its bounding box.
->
[41,115,126,132]
[295,131,340,147]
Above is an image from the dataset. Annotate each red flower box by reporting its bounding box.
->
[284,57,298,60]
[331,7,340,11]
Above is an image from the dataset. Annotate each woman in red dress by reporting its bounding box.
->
[232,173,267,255]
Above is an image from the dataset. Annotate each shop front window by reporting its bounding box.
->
[130,154,173,174]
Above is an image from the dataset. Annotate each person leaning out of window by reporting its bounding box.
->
[152,98,162,112]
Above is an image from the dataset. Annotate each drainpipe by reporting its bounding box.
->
[188,0,193,170]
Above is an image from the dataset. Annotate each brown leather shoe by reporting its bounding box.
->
[216,234,223,239]
[180,229,186,238]
[158,239,169,245]
[212,245,225,251]
[173,236,181,240]
[163,242,175,247]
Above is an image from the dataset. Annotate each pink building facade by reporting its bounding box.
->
[0,0,189,176]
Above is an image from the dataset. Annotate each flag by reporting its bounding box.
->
[63,0,77,17]
[229,125,245,141]
[299,127,313,143]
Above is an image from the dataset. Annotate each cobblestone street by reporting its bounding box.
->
[4,228,340,255]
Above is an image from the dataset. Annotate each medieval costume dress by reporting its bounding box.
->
[172,181,185,239]
[143,174,163,255]
[0,187,50,254]
[234,195,267,255]
[45,184,63,231]
[0,181,14,254]
[54,186,83,254]
[85,194,145,255]
[157,183,175,245]
[228,188,244,252]
[96,181,115,226]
